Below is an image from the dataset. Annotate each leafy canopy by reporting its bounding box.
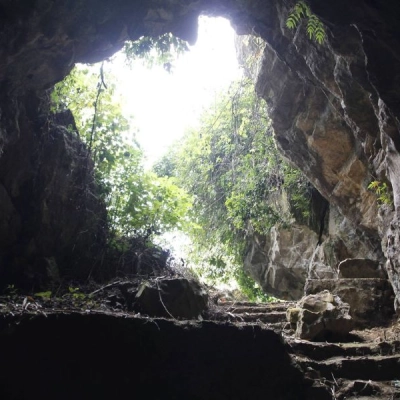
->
[159,76,309,300]
[124,33,189,71]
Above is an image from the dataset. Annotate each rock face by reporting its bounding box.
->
[244,224,320,300]
[244,201,385,300]
[338,258,387,279]
[1,0,400,310]
[305,274,395,328]
[251,0,400,309]
[0,107,107,288]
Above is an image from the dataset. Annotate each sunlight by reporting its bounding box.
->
[50,15,277,298]
[110,16,241,165]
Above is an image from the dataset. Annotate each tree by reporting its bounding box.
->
[168,77,309,299]
[51,64,192,243]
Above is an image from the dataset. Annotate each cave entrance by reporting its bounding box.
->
[50,8,306,303]
[52,16,276,301]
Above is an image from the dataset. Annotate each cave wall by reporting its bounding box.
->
[248,0,400,309]
[1,0,400,307]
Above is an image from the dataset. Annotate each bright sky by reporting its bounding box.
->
[110,16,242,165]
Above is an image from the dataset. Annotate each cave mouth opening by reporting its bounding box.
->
[49,16,276,301]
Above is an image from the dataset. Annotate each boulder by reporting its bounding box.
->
[134,278,208,319]
[305,278,394,328]
[287,290,354,341]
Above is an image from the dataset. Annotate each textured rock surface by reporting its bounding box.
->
[0,108,107,288]
[286,333,400,399]
[244,203,385,300]
[244,225,319,300]
[305,278,394,328]
[252,0,400,308]
[338,258,387,279]
[287,290,354,341]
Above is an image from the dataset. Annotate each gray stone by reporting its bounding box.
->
[287,290,354,341]
[244,225,319,300]
[305,278,394,328]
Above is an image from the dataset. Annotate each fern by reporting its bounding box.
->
[286,1,326,44]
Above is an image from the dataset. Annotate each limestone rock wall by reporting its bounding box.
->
[244,202,384,300]
[244,224,319,300]
[248,0,400,308]
[0,103,107,288]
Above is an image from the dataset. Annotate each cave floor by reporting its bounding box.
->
[0,282,399,400]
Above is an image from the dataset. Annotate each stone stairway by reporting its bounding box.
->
[287,336,400,399]
[211,298,400,399]
[306,258,395,328]
[207,300,296,330]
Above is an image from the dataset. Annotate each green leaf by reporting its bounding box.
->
[34,291,52,299]
[286,1,325,44]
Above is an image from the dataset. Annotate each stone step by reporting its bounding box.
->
[287,338,400,361]
[224,311,288,324]
[295,354,400,381]
[223,305,286,313]
[306,379,400,400]
[220,301,296,312]
[336,379,400,400]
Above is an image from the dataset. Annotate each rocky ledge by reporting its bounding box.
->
[1,282,399,400]
[0,308,304,400]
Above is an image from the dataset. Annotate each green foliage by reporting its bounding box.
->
[234,268,275,303]
[51,65,192,242]
[168,77,308,298]
[153,150,178,178]
[68,287,86,300]
[51,64,131,174]
[34,291,52,299]
[283,166,311,223]
[124,33,189,69]
[368,180,393,206]
[109,168,192,238]
[286,1,325,44]
[175,79,289,237]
